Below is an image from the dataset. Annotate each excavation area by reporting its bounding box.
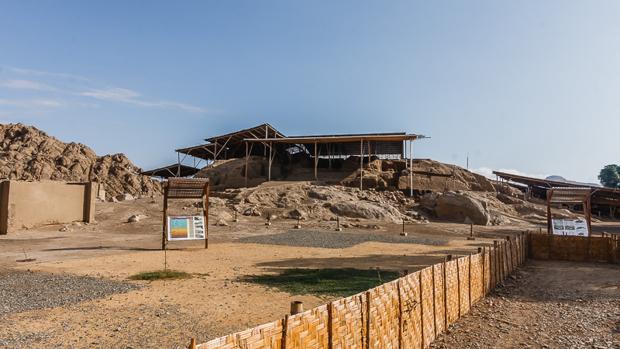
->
[431,260,620,349]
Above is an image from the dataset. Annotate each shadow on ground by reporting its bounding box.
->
[240,268,400,298]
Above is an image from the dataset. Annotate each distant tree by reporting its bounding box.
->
[598,164,620,188]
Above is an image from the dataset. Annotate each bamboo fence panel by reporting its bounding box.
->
[483,249,492,294]
[529,234,620,264]
[367,280,400,349]
[419,267,435,346]
[457,257,470,315]
[199,319,284,349]
[399,271,422,349]
[197,235,535,349]
[469,254,483,303]
[285,305,329,349]
[432,263,445,334]
[444,260,459,326]
[330,294,365,349]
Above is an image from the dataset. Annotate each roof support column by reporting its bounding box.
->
[268,141,273,181]
[177,152,181,177]
[409,140,413,197]
[314,141,318,180]
[244,141,249,187]
[360,139,364,190]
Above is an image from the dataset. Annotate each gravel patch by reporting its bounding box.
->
[237,229,448,249]
[0,270,141,316]
[430,261,620,349]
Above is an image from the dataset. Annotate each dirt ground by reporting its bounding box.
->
[0,197,526,348]
[430,260,620,349]
[1,198,617,348]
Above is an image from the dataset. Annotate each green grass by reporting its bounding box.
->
[129,270,192,281]
[242,268,399,298]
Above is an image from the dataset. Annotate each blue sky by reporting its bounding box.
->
[1,1,619,183]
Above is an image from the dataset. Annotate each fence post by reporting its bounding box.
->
[468,254,472,310]
[397,280,403,349]
[327,302,333,349]
[443,257,448,330]
[281,315,289,349]
[431,266,437,338]
[456,257,461,318]
[365,291,371,349]
[492,241,498,287]
[418,272,425,349]
[481,247,486,296]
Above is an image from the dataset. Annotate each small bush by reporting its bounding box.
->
[129,270,191,281]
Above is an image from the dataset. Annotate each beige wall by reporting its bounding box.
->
[0,180,95,234]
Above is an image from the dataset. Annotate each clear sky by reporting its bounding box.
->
[1,1,618,183]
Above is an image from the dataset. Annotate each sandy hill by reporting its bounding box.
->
[0,123,159,199]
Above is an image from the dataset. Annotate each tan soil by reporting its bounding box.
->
[0,196,528,348]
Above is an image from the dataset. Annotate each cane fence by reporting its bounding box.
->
[195,232,529,349]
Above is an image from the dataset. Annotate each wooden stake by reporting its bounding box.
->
[468,254,472,310]
[290,301,304,315]
[443,257,448,330]
[189,337,196,349]
[431,265,437,337]
[419,272,425,348]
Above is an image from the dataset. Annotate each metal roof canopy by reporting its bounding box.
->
[243,133,423,143]
[546,187,592,235]
[141,164,200,178]
[494,170,620,206]
[205,123,284,143]
[176,123,284,161]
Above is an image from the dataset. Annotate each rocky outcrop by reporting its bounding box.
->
[328,201,404,223]
[0,123,160,198]
[422,191,491,225]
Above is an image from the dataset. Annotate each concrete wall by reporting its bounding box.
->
[0,180,95,234]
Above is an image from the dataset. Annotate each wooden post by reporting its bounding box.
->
[493,241,499,285]
[360,139,364,190]
[409,140,413,197]
[204,182,209,249]
[290,301,304,315]
[419,272,425,348]
[443,257,448,330]
[268,141,272,181]
[162,185,168,250]
[327,302,334,349]
[481,247,486,295]
[314,141,318,180]
[468,254,472,309]
[281,314,289,349]
[365,290,371,349]
[244,141,249,187]
[546,189,553,234]
[456,257,461,317]
[431,265,437,337]
[397,279,403,348]
[189,337,196,349]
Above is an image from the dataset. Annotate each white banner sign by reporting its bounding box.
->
[552,218,589,237]
[167,216,205,241]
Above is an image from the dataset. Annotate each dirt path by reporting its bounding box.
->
[431,260,620,349]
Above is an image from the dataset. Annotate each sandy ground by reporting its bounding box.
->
[0,198,529,348]
[431,260,620,349]
[8,198,619,348]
